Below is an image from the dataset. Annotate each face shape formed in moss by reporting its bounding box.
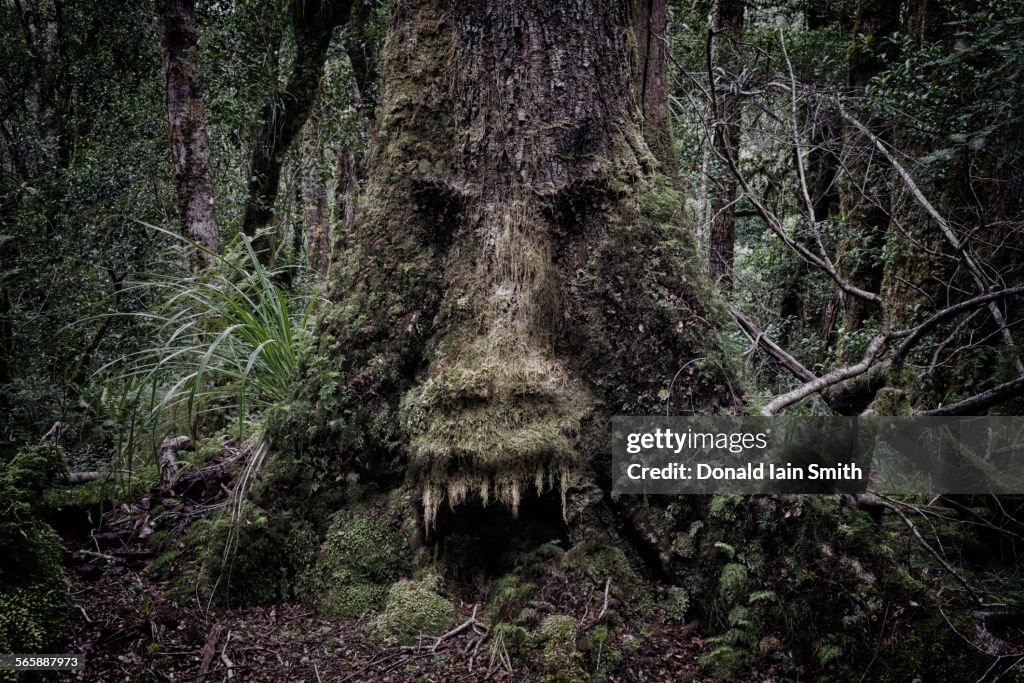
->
[263,0,733,542]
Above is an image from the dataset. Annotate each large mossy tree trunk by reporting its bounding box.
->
[231,0,735,604]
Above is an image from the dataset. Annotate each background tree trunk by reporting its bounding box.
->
[301,118,330,275]
[708,0,744,289]
[156,0,220,269]
[836,0,900,338]
[241,0,351,260]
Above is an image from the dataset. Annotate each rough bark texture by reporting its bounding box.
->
[708,0,744,289]
[156,0,220,268]
[232,0,735,601]
[330,146,359,257]
[301,118,331,275]
[242,0,352,259]
[836,0,899,338]
[880,0,1024,397]
[344,0,381,129]
[878,0,957,325]
[632,0,672,169]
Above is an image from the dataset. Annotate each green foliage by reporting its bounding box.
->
[104,229,315,443]
[0,447,70,659]
[0,522,68,657]
[0,446,67,517]
[298,508,410,618]
[530,614,586,683]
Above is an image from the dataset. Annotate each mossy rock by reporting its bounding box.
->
[298,505,410,618]
[1,445,67,517]
[369,575,456,645]
[530,614,586,683]
[185,504,319,606]
[0,521,68,657]
[561,535,653,614]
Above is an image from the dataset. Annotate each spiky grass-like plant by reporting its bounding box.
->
[100,226,316,448]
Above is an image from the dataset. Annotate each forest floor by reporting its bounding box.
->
[38,452,781,683]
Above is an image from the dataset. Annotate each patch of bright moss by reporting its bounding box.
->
[297,508,409,618]
[531,614,586,683]
[369,575,455,645]
[0,522,68,656]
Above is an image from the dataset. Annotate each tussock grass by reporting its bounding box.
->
[96,225,315,450]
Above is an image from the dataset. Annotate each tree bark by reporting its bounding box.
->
[156,0,220,268]
[707,0,744,289]
[836,0,900,337]
[251,0,735,547]
[330,145,359,259]
[301,118,331,275]
[241,0,352,261]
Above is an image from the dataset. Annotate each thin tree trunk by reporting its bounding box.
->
[302,118,330,275]
[330,146,358,260]
[836,0,899,335]
[156,0,219,263]
[156,0,220,268]
[708,0,744,290]
[633,0,672,169]
[241,0,351,261]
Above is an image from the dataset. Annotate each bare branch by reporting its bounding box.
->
[730,307,817,383]
[762,332,888,415]
[838,103,1024,374]
[917,375,1024,416]
[892,285,1024,366]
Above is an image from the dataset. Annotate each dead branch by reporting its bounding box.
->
[65,471,104,484]
[41,421,72,445]
[762,332,888,415]
[865,492,984,605]
[731,307,817,383]
[892,285,1024,366]
[159,435,191,493]
[917,375,1024,416]
[838,104,1024,375]
[431,606,482,653]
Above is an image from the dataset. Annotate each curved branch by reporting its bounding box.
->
[892,285,1024,366]
[917,375,1024,416]
[762,332,889,415]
